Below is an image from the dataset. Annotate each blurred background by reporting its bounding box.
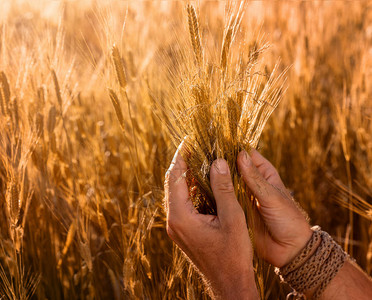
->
[0,1,371,299]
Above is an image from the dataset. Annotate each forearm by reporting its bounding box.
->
[212,272,260,300]
[318,260,372,299]
[277,228,372,299]
[215,286,260,300]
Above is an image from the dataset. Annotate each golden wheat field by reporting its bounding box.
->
[0,0,371,299]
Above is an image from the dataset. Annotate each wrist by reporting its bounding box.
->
[276,228,348,299]
[282,226,313,267]
[213,271,259,300]
[219,286,260,300]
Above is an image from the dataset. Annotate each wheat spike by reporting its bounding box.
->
[51,69,63,108]
[0,71,10,115]
[0,80,5,115]
[221,27,233,72]
[111,44,127,89]
[0,88,4,114]
[12,96,19,130]
[49,132,57,153]
[47,105,57,133]
[37,86,45,104]
[6,175,20,225]
[57,221,76,269]
[221,2,247,74]
[97,210,109,242]
[108,88,125,131]
[35,112,44,137]
[187,5,203,66]
[227,97,239,139]
[79,239,93,272]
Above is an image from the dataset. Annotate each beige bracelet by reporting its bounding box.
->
[275,226,348,300]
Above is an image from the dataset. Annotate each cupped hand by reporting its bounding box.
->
[237,149,312,268]
[165,145,259,300]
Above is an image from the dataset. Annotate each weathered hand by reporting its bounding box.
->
[165,145,259,300]
[237,150,312,268]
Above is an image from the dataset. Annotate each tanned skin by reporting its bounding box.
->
[165,146,259,299]
[165,145,372,299]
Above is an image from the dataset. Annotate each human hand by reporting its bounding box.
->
[237,150,312,268]
[165,145,259,300]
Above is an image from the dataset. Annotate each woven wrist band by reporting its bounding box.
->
[275,226,348,300]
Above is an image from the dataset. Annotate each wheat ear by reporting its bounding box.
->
[108,88,125,131]
[0,71,10,115]
[51,70,63,108]
[187,5,203,66]
[111,44,127,89]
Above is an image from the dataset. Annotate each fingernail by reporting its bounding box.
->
[215,158,229,174]
[241,150,252,166]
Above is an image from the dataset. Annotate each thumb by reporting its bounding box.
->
[237,151,283,209]
[210,159,243,225]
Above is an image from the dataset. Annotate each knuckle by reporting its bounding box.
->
[246,156,254,168]
[215,181,235,194]
[220,204,246,230]
[231,208,245,223]
[224,214,245,230]
[249,169,261,181]
[236,208,246,220]
[272,169,280,179]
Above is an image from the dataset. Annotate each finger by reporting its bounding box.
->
[250,150,286,190]
[165,143,195,220]
[210,158,243,225]
[237,150,283,209]
[250,150,293,200]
